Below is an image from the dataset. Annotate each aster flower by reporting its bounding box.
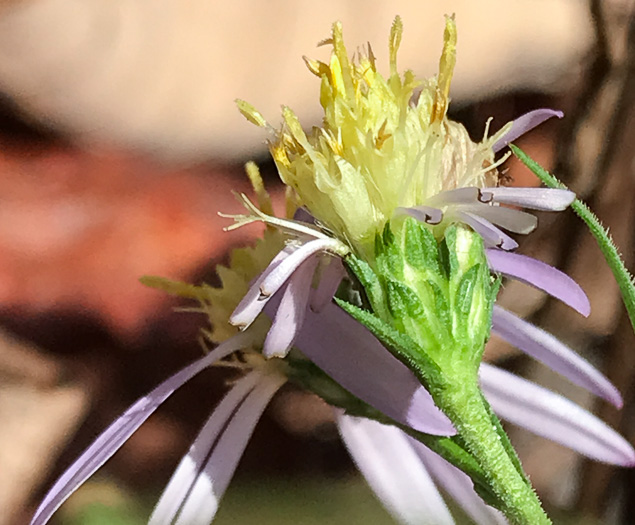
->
[28,240,634,525]
[30,185,634,525]
[233,15,634,524]
[32,14,635,525]
[29,263,634,525]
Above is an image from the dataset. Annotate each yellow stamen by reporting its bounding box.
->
[245,161,274,216]
[303,56,330,78]
[285,186,299,219]
[331,21,355,101]
[431,15,457,123]
[236,99,268,128]
[389,16,403,77]
[374,120,391,150]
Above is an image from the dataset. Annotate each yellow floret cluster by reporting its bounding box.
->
[239,16,506,257]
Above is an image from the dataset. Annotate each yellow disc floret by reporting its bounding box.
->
[238,16,504,258]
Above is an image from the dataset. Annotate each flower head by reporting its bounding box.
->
[29,180,635,524]
[237,15,572,384]
[238,17,561,261]
[31,15,635,525]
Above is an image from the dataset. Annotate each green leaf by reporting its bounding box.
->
[511,144,635,336]
[334,298,445,389]
[402,217,441,274]
[375,223,404,280]
[455,264,481,317]
[386,280,425,320]
[344,253,388,319]
[438,225,459,279]
[430,280,452,331]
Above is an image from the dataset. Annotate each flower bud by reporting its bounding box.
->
[373,217,497,371]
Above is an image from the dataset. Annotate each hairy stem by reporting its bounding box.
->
[438,378,551,525]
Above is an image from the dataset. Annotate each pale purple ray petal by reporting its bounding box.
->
[259,238,343,297]
[288,301,455,436]
[309,256,346,313]
[460,205,537,234]
[480,363,635,466]
[337,414,455,525]
[410,441,507,525]
[492,109,564,153]
[491,306,621,407]
[483,187,575,211]
[427,187,489,206]
[149,372,261,524]
[229,247,292,329]
[457,211,519,250]
[486,249,591,316]
[395,205,444,225]
[30,332,255,525]
[263,257,319,358]
[173,373,286,525]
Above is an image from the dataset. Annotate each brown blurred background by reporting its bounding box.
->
[0,1,633,524]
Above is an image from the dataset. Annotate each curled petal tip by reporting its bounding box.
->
[623,450,635,467]
[459,211,519,250]
[493,108,564,153]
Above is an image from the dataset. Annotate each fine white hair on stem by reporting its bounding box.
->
[409,441,507,525]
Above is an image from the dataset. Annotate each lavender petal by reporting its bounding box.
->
[309,257,346,313]
[483,187,575,211]
[480,363,635,466]
[492,306,621,407]
[427,187,482,206]
[492,109,564,153]
[149,372,261,524]
[263,257,319,358]
[410,441,507,525]
[486,249,591,316]
[229,247,291,329]
[457,211,519,250]
[30,332,253,525]
[337,414,455,525]
[259,238,342,297]
[173,373,286,525]
[395,205,444,225]
[460,205,537,234]
[289,302,455,436]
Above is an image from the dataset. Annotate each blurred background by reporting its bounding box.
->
[0,0,633,523]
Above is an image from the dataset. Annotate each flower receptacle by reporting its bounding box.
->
[348,217,497,377]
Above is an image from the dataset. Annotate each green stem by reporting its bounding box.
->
[511,144,635,336]
[289,354,505,509]
[332,297,551,522]
[440,379,551,525]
